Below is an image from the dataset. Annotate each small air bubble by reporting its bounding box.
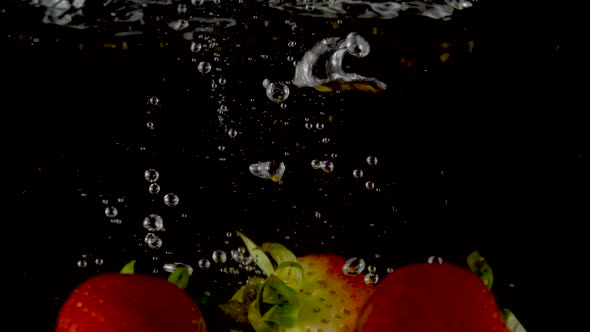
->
[190,42,202,53]
[364,273,379,285]
[144,169,159,183]
[77,260,87,268]
[427,256,443,264]
[149,183,161,195]
[143,214,164,231]
[145,233,162,249]
[164,193,180,207]
[104,206,118,218]
[198,259,211,269]
[266,82,290,103]
[366,156,378,166]
[212,250,227,263]
[342,257,365,275]
[198,61,212,74]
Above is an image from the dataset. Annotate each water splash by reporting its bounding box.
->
[264,0,474,19]
[293,33,387,93]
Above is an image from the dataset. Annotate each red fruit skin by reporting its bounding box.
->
[56,273,206,332]
[356,262,508,332]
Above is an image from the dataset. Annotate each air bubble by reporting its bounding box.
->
[144,169,159,183]
[198,61,212,74]
[266,82,290,103]
[231,250,244,263]
[366,156,378,166]
[198,259,211,269]
[365,181,375,190]
[342,257,366,275]
[228,128,238,138]
[105,206,118,218]
[77,260,87,268]
[428,256,443,264]
[190,42,202,53]
[145,233,162,249]
[212,250,227,263]
[364,273,379,285]
[164,193,180,207]
[149,183,161,195]
[311,160,321,169]
[143,214,164,231]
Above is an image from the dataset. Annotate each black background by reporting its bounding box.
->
[5,1,586,331]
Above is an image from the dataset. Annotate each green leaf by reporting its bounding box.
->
[274,261,303,291]
[261,242,297,266]
[231,285,246,302]
[120,260,136,274]
[167,266,191,289]
[261,274,300,307]
[261,302,299,329]
[255,274,300,330]
[237,232,274,276]
[466,251,494,289]
[501,309,527,332]
[248,301,279,332]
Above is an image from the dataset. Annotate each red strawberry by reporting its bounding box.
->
[221,233,374,332]
[356,262,508,332]
[56,271,206,332]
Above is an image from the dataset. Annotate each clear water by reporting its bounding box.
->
[8,0,574,331]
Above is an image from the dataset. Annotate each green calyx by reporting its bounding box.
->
[466,251,526,332]
[119,260,191,289]
[222,233,303,332]
[466,250,493,289]
[120,260,136,274]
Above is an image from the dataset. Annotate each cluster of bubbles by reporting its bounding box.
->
[141,169,181,250]
[311,160,335,173]
[249,161,286,183]
[341,257,383,285]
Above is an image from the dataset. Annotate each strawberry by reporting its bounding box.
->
[295,254,374,332]
[55,262,207,332]
[356,262,508,332]
[220,233,374,332]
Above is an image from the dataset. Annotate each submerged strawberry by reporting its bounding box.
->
[220,233,374,332]
[294,254,374,331]
[56,261,207,332]
[356,261,508,332]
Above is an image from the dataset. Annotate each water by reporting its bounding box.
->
[9,1,566,331]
